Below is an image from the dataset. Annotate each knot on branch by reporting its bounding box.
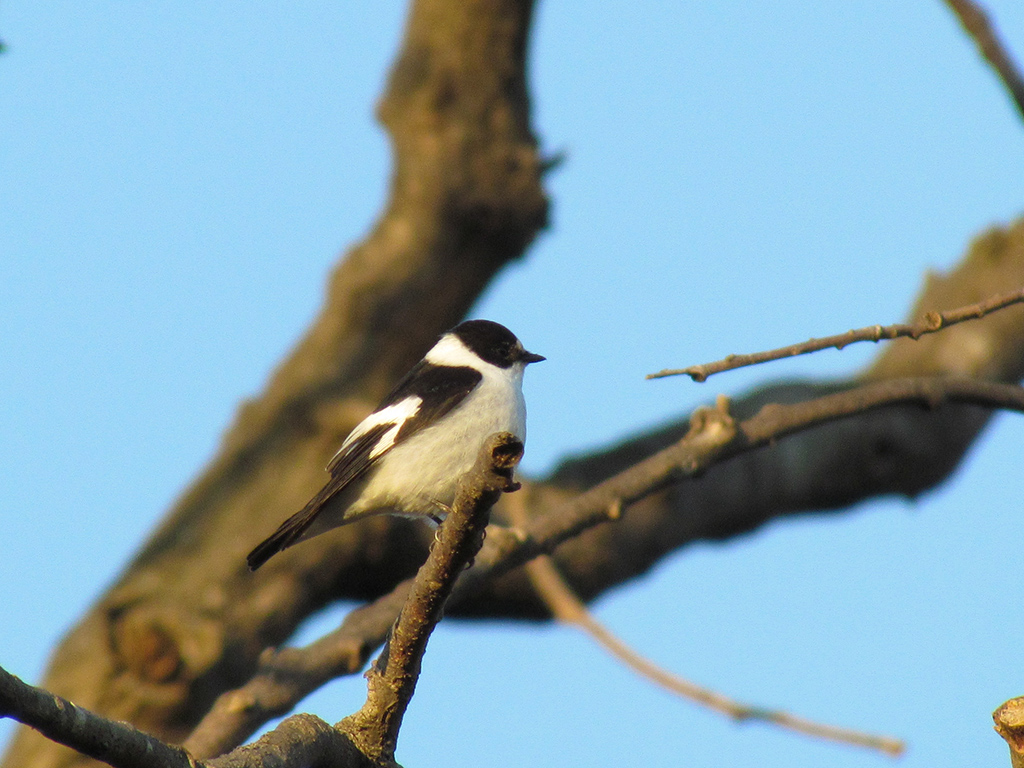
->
[483,432,524,492]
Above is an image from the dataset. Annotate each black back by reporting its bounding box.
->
[375,360,483,446]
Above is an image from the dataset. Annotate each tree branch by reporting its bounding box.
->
[519,553,904,757]
[0,667,370,768]
[943,0,1024,122]
[2,1,546,765]
[8,0,1024,762]
[647,285,1024,381]
[0,665,203,768]
[209,715,369,768]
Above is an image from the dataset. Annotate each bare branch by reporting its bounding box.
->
[0,664,368,768]
[943,0,1024,122]
[209,715,369,768]
[339,433,524,763]
[648,286,1024,381]
[519,551,904,757]
[0,664,204,768]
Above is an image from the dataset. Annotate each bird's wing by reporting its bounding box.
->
[327,361,483,474]
[247,363,482,571]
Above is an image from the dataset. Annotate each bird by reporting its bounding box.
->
[246,319,544,571]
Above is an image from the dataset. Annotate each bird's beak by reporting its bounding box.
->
[522,351,546,364]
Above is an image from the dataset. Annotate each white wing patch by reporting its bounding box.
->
[328,396,422,469]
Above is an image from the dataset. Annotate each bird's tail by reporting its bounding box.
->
[246,514,307,570]
[247,490,335,570]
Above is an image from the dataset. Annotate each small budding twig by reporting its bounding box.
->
[647,286,1024,382]
[339,433,524,764]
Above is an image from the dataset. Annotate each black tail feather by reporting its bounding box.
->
[247,458,369,570]
[246,504,322,571]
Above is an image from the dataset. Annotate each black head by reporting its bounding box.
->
[451,319,545,368]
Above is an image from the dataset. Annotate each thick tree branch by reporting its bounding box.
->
[0,666,369,768]
[210,715,369,768]
[3,0,545,766]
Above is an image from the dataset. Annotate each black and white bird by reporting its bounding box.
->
[246,319,544,571]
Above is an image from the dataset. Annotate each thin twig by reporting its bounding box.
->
[944,0,1024,121]
[518,547,904,757]
[339,433,523,763]
[647,286,1024,381]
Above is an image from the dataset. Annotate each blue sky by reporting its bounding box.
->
[3,2,1024,766]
